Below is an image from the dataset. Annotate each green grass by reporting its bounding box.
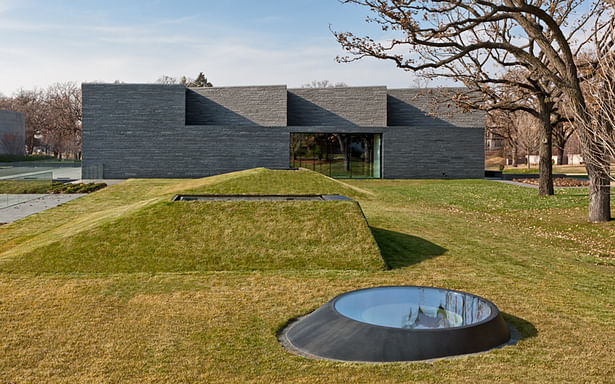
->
[502,167,539,174]
[0,179,52,193]
[0,168,614,383]
[183,167,371,198]
[0,200,380,273]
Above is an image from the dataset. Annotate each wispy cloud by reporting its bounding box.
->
[0,1,430,95]
[97,35,199,45]
[0,0,13,14]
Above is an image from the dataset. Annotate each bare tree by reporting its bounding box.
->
[454,67,565,193]
[158,72,213,87]
[301,80,348,88]
[1,88,48,154]
[552,121,575,165]
[156,75,178,84]
[334,0,614,222]
[449,66,565,194]
[1,83,81,159]
[489,108,539,168]
[43,82,82,159]
[574,43,615,183]
[516,111,540,168]
[488,109,519,167]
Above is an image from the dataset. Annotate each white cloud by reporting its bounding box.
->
[0,8,448,95]
[0,0,12,14]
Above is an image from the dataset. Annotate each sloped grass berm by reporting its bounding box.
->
[0,169,382,273]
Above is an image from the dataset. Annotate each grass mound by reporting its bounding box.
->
[182,168,372,198]
[0,168,382,273]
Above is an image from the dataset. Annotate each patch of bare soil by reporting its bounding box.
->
[512,177,589,187]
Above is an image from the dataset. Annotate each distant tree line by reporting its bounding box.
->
[0,72,215,159]
[301,80,348,88]
[156,72,213,87]
[0,82,81,159]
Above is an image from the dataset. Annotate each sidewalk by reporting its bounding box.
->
[0,194,85,224]
[0,166,81,181]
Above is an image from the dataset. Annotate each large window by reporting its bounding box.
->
[290,133,381,178]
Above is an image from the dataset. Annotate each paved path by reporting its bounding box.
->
[0,166,81,181]
[489,178,595,189]
[76,179,125,185]
[0,167,53,178]
[490,179,539,189]
[0,194,85,224]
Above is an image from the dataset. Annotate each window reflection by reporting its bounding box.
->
[334,287,493,329]
[290,133,382,178]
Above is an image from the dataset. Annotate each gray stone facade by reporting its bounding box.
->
[384,88,484,178]
[81,83,484,179]
[186,85,287,126]
[0,110,25,156]
[288,87,386,127]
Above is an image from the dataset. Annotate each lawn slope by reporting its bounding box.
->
[0,168,382,272]
[0,170,614,383]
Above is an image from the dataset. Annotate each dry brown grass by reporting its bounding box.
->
[1,271,613,383]
[0,170,614,383]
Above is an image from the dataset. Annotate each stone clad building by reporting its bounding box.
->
[0,110,26,156]
[81,84,484,179]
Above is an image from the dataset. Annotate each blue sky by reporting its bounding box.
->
[0,0,425,95]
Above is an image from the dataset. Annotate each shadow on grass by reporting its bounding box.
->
[371,227,447,269]
[501,312,538,341]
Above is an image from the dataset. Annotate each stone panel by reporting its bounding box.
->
[82,83,186,178]
[0,110,25,155]
[383,126,484,179]
[86,120,288,178]
[186,86,287,126]
[387,88,485,128]
[288,87,387,127]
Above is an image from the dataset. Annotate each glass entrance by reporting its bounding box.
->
[290,133,382,178]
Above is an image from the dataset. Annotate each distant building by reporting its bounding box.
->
[0,110,25,156]
[81,84,485,179]
[485,131,505,151]
[527,154,584,166]
[567,154,584,165]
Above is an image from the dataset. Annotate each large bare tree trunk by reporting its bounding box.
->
[512,145,518,167]
[538,118,554,195]
[587,163,611,223]
[573,92,612,223]
[535,93,554,195]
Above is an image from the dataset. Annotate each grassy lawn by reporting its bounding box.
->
[0,179,52,194]
[497,164,608,175]
[1,168,614,383]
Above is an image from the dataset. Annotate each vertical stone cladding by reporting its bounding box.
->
[81,83,485,179]
[82,83,289,178]
[0,110,25,155]
[186,85,287,126]
[287,87,387,126]
[387,88,484,127]
[82,83,187,178]
[384,88,485,178]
